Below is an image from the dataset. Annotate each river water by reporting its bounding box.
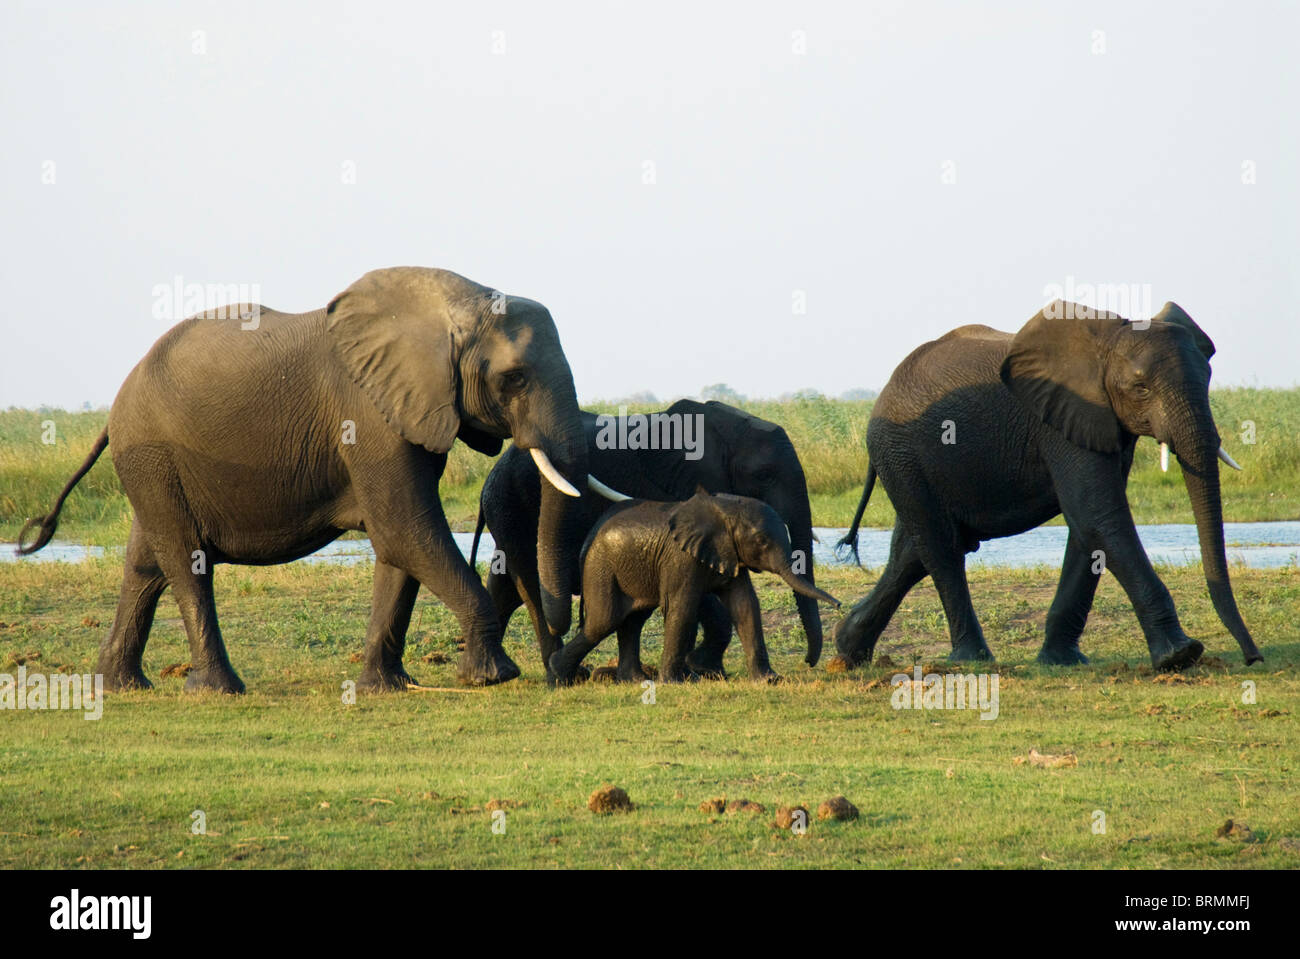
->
[6,522,1299,569]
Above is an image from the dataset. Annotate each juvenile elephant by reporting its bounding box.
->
[833,301,1263,671]
[18,267,595,692]
[548,489,840,685]
[472,400,824,679]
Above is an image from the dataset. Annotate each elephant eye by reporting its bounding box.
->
[500,369,528,392]
[1134,383,1151,398]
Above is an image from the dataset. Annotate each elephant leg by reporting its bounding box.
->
[548,588,621,686]
[659,593,702,683]
[497,557,578,681]
[1082,521,1201,670]
[615,609,653,682]
[1039,529,1101,665]
[370,511,516,687]
[145,538,244,695]
[905,515,992,661]
[485,564,524,643]
[720,574,779,683]
[95,520,167,691]
[410,533,516,686]
[1048,454,1202,670]
[833,523,927,666]
[357,561,422,691]
[686,594,732,679]
[928,562,992,661]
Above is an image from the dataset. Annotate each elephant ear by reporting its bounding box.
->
[1000,301,1125,454]
[326,268,468,454]
[668,488,740,577]
[1151,301,1215,361]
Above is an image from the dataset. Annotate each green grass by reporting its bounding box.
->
[1,559,1296,868]
[3,390,1297,546]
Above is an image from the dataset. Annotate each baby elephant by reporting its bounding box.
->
[549,489,840,685]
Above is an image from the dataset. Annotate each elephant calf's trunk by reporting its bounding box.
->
[777,567,840,608]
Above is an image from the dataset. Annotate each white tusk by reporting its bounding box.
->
[530,448,581,497]
[1218,446,1243,471]
[587,474,632,502]
[1160,442,1169,473]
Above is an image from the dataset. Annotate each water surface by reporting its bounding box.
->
[8,522,1299,570]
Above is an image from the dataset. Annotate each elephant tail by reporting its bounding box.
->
[468,501,487,570]
[834,462,876,566]
[16,428,109,556]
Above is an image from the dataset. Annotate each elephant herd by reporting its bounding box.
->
[17,266,1263,696]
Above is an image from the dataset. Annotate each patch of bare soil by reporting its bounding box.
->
[1014,748,1078,769]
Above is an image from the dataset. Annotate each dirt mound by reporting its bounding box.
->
[588,785,633,814]
[775,805,809,830]
[818,796,859,821]
[824,656,851,674]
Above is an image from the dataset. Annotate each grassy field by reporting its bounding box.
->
[1,559,1296,869]
[3,388,1297,546]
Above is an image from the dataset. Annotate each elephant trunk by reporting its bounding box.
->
[775,564,841,609]
[1171,407,1263,665]
[530,397,589,638]
[782,495,825,666]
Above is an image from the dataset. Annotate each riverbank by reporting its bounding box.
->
[3,389,1297,547]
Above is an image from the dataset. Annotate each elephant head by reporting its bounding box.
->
[1000,300,1262,664]
[327,266,589,496]
[668,489,840,608]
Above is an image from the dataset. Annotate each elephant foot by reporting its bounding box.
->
[457,647,521,687]
[1152,638,1204,672]
[615,663,651,684]
[948,640,994,663]
[686,650,727,680]
[658,663,696,684]
[546,650,583,688]
[96,663,153,692]
[750,669,782,685]
[357,663,420,692]
[544,662,590,686]
[184,666,246,695]
[1037,644,1090,666]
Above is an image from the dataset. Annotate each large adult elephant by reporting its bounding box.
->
[833,301,1263,671]
[17,267,596,692]
[471,400,823,678]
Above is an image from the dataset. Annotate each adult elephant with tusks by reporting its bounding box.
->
[472,400,824,680]
[833,300,1263,671]
[17,266,600,692]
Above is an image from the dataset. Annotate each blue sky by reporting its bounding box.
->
[2,0,1296,408]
